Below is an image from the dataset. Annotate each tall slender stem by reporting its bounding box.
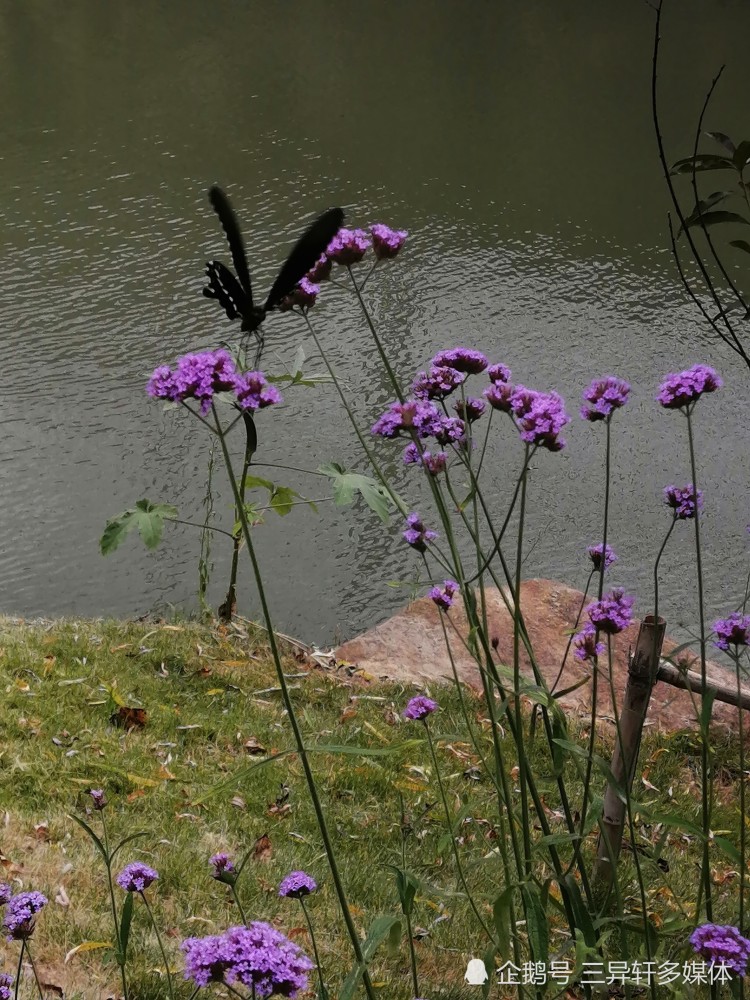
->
[13,941,25,1000]
[513,446,533,880]
[221,413,257,621]
[686,408,713,921]
[101,815,129,1000]
[140,893,175,1000]
[734,651,747,933]
[211,405,377,1000]
[300,896,328,1000]
[347,268,405,402]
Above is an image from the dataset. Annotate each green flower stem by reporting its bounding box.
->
[13,940,25,1000]
[211,405,377,1000]
[423,720,497,944]
[230,883,248,926]
[513,445,533,881]
[347,267,405,403]
[686,407,713,922]
[222,412,257,620]
[549,569,595,696]
[140,892,175,1000]
[300,896,328,1000]
[22,942,46,999]
[101,814,129,1000]
[653,518,677,632]
[732,650,747,932]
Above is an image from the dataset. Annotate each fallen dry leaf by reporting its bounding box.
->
[230,795,246,810]
[111,706,148,729]
[253,833,273,862]
[55,886,70,908]
[244,737,267,756]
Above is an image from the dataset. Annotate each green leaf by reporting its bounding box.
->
[563,873,598,949]
[640,809,703,838]
[118,891,134,966]
[670,153,735,175]
[310,740,424,758]
[68,814,108,863]
[706,131,736,155]
[713,836,742,865]
[243,474,275,493]
[387,866,420,917]
[680,209,750,235]
[191,749,295,804]
[521,884,548,965]
[110,831,150,864]
[318,463,393,523]
[100,500,178,555]
[270,486,301,517]
[340,916,402,1000]
[492,886,513,960]
[734,140,750,171]
[730,239,750,255]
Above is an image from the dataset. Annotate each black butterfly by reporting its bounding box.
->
[203,185,344,362]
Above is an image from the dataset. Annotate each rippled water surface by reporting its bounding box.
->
[2,1,750,646]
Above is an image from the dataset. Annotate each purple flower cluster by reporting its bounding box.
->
[371,400,444,440]
[370,223,408,260]
[690,924,750,976]
[0,973,11,1000]
[587,543,617,571]
[429,579,459,610]
[432,347,488,374]
[573,623,606,662]
[280,276,319,311]
[403,513,437,552]
[586,588,635,635]
[713,612,750,652]
[403,444,447,475]
[209,853,235,880]
[510,386,571,450]
[182,921,313,995]
[2,891,47,940]
[278,871,318,899]
[664,483,703,520]
[116,862,159,893]
[326,228,371,266]
[147,350,282,416]
[403,695,439,721]
[657,364,722,409]
[488,363,511,384]
[454,397,486,422]
[307,254,332,282]
[89,788,106,810]
[0,884,12,905]
[412,365,466,401]
[580,376,631,421]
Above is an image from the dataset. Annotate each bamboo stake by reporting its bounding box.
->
[593,615,666,892]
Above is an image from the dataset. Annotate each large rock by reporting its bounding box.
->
[335,579,745,732]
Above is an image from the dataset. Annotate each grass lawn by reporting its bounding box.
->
[0,616,744,999]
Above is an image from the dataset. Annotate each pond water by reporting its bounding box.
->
[1,0,750,648]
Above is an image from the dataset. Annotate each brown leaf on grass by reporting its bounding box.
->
[253,833,272,862]
[111,706,148,729]
[127,790,146,803]
[339,705,357,723]
[244,737,267,756]
[40,983,63,997]
[34,822,50,842]
[267,803,292,819]
[157,764,176,781]
[287,926,308,940]
[230,796,246,810]
[383,707,400,726]
[55,886,70,908]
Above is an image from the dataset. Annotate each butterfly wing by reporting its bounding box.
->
[208,186,254,306]
[203,260,252,322]
[264,207,345,313]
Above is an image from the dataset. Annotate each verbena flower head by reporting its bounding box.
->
[307,253,332,283]
[116,862,159,893]
[663,483,703,520]
[3,891,47,940]
[278,871,318,899]
[209,853,235,881]
[586,588,635,635]
[713,612,750,652]
[182,921,313,996]
[573,623,606,662]
[432,347,488,374]
[403,513,437,552]
[488,363,511,384]
[326,228,371,266]
[88,788,106,810]
[412,366,466,401]
[370,223,408,260]
[234,371,283,413]
[454,397,486,422]
[511,386,570,450]
[690,924,750,976]
[371,400,442,440]
[280,276,319,311]
[657,364,722,409]
[403,695,439,721]
[0,973,12,1000]
[434,415,467,447]
[581,376,631,421]
[0,884,12,905]
[587,543,617,571]
[483,381,514,412]
[429,579,459,611]
[403,444,447,475]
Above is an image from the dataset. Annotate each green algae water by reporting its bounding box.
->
[1,0,749,646]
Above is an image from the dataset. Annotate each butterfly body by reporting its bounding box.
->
[203,185,344,359]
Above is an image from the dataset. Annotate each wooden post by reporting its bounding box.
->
[593,614,666,892]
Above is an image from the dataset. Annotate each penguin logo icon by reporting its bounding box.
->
[465,958,488,985]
